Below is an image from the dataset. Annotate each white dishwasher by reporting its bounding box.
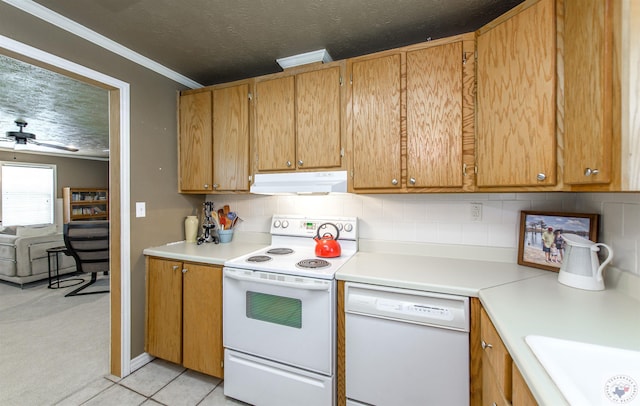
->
[345,282,470,406]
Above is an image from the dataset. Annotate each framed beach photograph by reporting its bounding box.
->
[517,211,599,272]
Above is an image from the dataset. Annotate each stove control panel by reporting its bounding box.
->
[271,215,358,241]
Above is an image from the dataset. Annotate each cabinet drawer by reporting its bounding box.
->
[481,307,512,400]
[482,358,510,406]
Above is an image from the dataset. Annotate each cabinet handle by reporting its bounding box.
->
[298,160,304,167]
[286,161,292,167]
[409,177,416,185]
[481,340,493,350]
[182,268,187,274]
[391,178,398,185]
[536,173,546,181]
[584,168,599,176]
[213,184,219,189]
[172,265,180,271]
[492,403,498,406]
[203,184,209,189]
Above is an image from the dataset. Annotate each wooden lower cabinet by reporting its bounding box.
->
[513,363,538,406]
[145,257,224,378]
[478,304,538,406]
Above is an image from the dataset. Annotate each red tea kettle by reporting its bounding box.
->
[314,223,341,258]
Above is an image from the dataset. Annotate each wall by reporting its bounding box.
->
[212,192,640,277]
[0,4,202,359]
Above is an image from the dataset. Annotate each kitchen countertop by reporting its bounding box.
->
[142,238,268,265]
[335,251,547,297]
[480,271,640,405]
[143,238,640,405]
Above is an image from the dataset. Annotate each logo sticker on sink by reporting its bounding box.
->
[604,375,638,404]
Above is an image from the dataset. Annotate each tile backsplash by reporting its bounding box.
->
[211,192,640,276]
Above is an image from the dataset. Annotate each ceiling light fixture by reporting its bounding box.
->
[276,49,333,70]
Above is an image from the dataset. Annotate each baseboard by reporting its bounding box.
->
[129,352,155,374]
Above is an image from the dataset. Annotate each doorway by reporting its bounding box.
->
[0,34,131,379]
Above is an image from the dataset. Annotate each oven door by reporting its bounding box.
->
[223,267,335,375]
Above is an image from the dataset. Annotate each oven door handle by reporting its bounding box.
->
[224,270,331,291]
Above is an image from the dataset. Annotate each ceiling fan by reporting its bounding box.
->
[2,119,79,152]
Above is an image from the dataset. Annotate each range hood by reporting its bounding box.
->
[250,171,347,194]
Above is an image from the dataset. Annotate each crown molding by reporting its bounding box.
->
[2,0,203,89]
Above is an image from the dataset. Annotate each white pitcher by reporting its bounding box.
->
[557,233,613,291]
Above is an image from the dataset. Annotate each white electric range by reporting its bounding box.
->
[222,215,358,406]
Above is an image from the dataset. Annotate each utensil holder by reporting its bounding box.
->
[218,229,234,243]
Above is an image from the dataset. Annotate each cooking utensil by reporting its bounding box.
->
[314,222,341,258]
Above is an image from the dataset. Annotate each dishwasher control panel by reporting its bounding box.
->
[345,282,469,332]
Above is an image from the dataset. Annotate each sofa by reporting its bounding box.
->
[0,224,77,287]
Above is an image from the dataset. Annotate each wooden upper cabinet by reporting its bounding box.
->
[255,65,343,172]
[212,83,250,191]
[350,53,402,189]
[179,91,213,192]
[407,41,463,188]
[563,0,613,185]
[296,66,342,169]
[255,76,296,171]
[476,0,556,188]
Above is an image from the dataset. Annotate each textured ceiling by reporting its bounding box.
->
[0,0,523,159]
[0,54,109,159]
[32,0,524,86]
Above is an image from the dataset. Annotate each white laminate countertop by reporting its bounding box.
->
[144,239,640,405]
[480,272,640,406]
[142,240,268,265]
[335,252,547,297]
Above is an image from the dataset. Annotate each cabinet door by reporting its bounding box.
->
[296,66,342,169]
[213,83,250,191]
[476,0,556,187]
[351,54,402,189]
[182,263,224,378]
[179,91,213,192]
[255,76,296,171]
[512,363,538,405]
[146,258,183,364]
[564,0,612,184]
[407,42,463,188]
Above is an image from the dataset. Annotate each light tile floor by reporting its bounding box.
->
[55,358,250,406]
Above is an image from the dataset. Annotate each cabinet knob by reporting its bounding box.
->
[391,178,398,185]
[298,160,304,167]
[286,161,292,167]
[584,168,599,176]
[409,177,416,185]
[172,265,180,271]
[213,184,219,189]
[481,340,493,350]
[536,173,546,181]
[203,184,209,189]
[182,268,187,274]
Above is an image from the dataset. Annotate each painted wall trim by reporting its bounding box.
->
[2,0,203,89]
[0,34,133,377]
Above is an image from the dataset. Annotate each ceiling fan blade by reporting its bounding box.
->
[27,138,79,152]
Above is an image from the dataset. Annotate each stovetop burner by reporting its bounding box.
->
[296,258,331,269]
[266,248,294,255]
[246,255,272,263]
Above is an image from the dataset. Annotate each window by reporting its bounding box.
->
[1,163,56,226]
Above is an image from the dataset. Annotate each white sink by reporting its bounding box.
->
[525,335,640,405]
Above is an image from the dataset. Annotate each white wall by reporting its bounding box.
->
[211,192,640,277]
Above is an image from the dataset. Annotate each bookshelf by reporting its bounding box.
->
[62,187,109,223]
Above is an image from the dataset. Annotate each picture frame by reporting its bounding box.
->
[517,211,599,272]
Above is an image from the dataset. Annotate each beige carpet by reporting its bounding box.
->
[0,275,110,406]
